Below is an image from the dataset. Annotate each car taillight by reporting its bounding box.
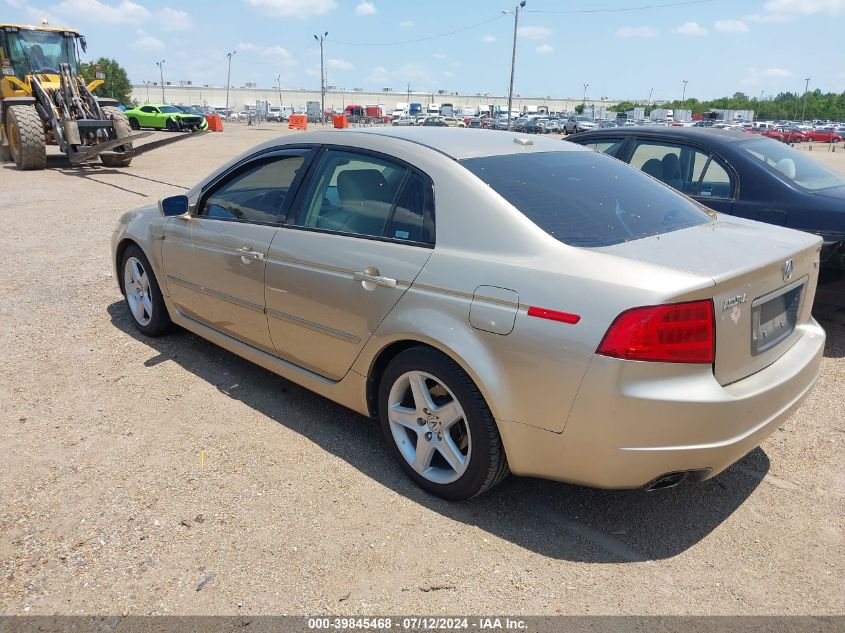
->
[597,300,715,364]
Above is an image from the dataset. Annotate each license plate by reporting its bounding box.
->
[751,277,805,356]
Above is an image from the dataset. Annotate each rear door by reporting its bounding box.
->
[265,148,435,380]
[625,138,736,214]
[162,149,312,353]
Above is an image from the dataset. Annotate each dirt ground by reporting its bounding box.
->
[1,124,843,616]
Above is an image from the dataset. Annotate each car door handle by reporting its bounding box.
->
[353,270,397,289]
[236,245,265,263]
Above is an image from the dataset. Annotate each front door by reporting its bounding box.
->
[266,148,436,380]
[162,150,311,353]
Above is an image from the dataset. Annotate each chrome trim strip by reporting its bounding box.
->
[267,308,361,344]
[166,275,265,313]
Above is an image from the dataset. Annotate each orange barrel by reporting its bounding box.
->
[333,115,348,129]
[288,114,307,130]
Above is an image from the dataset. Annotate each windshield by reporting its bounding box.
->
[1,28,78,77]
[461,151,713,247]
[739,137,845,191]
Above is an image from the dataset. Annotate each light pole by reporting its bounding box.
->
[225,50,236,117]
[505,1,526,131]
[801,77,810,122]
[276,74,283,116]
[314,32,328,123]
[681,79,688,103]
[155,60,165,102]
[647,87,653,108]
[143,80,150,103]
[582,83,589,108]
[407,82,411,110]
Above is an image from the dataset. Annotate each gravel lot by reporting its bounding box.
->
[1,124,843,616]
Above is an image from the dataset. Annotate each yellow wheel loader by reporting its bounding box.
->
[0,24,201,170]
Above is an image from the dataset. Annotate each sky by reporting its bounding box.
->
[4,0,844,101]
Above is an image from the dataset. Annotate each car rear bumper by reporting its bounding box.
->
[498,318,825,488]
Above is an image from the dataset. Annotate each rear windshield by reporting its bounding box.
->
[460,150,713,247]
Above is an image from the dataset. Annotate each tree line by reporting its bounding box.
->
[613,90,845,121]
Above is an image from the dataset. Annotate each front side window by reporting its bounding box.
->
[200,155,306,224]
[296,150,407,238]
[140,106,157,113]
[461,150,712,247]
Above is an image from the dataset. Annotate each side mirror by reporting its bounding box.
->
[160,195,189,216]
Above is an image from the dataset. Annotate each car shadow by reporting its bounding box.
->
[107,301,771,562]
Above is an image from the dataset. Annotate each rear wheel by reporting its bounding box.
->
[7,105,46,170]
[100,106,133,167]
[128,117,140,130]
[378,347,509,500]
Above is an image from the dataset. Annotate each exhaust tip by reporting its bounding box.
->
[644,468,712,492]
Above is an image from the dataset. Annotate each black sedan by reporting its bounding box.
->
[567,127,845,305]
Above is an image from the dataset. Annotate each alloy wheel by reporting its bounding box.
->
[123,256,153,326]
[387,370,471,484]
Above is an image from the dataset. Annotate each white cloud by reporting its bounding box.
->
[158,7,192,31]
[364,63,433,85]
[746,12,792,21]
[444,70,455,78]
[51,0,150,24]
[355,0,376,15]
[763,0,843,14]
[328,58,353,70]
[741,66,793,85]
[365,65,390,83]
[763,67,792,76]
[237,42,259,51]
[263,45,292,59]
[400,20,413,27]
[517,25,551,39]
[243,0,338,18]
[481,34,496,43]
[132,28,164,50]
[714,19,749,32]
[615,25,658,37]
[675,21,709,35]
[535,44,554,55]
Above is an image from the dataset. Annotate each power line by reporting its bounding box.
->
[525,0,716,14]
[331,13,506,47]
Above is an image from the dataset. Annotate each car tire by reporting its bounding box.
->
[166,118,178,132]
[120,244,172,337]
[378,346,509,500]
[128,117,140,130]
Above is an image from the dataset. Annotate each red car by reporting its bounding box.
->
[806,129,843,143]
[763,127,807,143]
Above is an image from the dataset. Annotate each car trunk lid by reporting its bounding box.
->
[595,217,822,385]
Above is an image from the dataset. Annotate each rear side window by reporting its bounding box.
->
[461,151,713,247]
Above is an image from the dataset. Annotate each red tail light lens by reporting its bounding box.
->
[597,300,715,364]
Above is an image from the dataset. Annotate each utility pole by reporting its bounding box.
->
[143,80,150,103]
[407,82,411,110]
[506,1,526,131]
[582,83,589,108]
[155,60,165,102]
[314,32,328,123]
[801,77,810,122]
[276,74,283,116]
[681,79,688,103]
[225,50,236,117]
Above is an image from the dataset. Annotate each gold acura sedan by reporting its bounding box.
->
[112,128,826,500]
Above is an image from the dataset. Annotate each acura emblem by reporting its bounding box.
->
[783,259,794,282]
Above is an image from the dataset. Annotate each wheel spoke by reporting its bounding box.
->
[140,273,150,293]
[437,435,468,475]
[131,260,143,284]
[434,400,463,430]
[141,294,153,320]
[130,296,145,322]
[408,373,436,413]
[413,439,436,473]
[390,405,421,432]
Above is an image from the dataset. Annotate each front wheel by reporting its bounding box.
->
[120,244,171,337]
[378,347,509,500]
[166,118,178,132]
[6,105,46,170]
[100,106,133,167]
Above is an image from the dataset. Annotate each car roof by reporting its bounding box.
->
[570,126,752,147]
[335,127,589,159]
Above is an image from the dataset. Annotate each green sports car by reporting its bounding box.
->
[124,104,208,132]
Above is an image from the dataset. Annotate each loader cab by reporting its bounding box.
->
[1,25,82,87]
